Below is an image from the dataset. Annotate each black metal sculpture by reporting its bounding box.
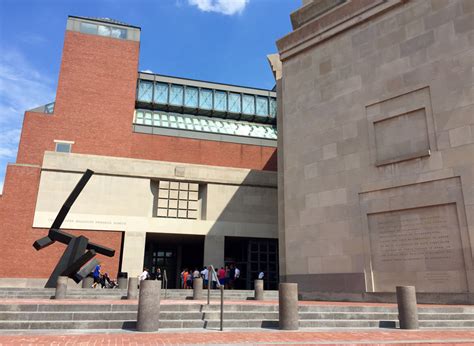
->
[33,169,115,288]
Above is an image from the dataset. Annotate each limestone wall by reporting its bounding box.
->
[33,151,277,276]
[277,0,474,293]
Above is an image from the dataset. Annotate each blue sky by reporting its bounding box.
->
[0,0,299,193]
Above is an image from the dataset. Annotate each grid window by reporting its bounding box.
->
[228,93,241,113]
[156,180,199,219]
[199,89,213,109]
[137,80,153,103]
[185,87,198,108]
[169,85,184,106]
[214,91,227,112]
[154,83,168,104]
[242,95,255,115]
[256,97,269,116]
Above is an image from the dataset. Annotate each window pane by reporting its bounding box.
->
[55,143,71,153]
[135,111,144,124]
[256,97,269,116]
[137,80,153,103]
[199,89,212,109]
[154,83,168,104]
[269,98,277,118]
[80,22,97,35]
[228,93,241,113]
[169,85,184,106]
[242,95,255,115]
[214,91,227,112]
[110,27,127,39]
[98,25,111,37]
[184,87,198,108]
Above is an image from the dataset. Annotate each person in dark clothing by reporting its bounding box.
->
[155,268,163,281]
[229,264,236,289]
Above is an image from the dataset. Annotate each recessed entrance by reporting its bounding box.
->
[144,233,204,288]
[224,237,279,290]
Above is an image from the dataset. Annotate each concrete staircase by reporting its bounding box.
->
[0,301,473,330]
[0,288,278,300]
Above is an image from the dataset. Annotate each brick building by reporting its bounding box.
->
[0,16,279,289]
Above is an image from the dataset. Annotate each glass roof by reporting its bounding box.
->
[136,78,277,125]
[134,110,277,140]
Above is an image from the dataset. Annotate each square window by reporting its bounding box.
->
[169,190,179,199]
[179,191,188,200]
[55,142,71,153]
[158,189,169,198]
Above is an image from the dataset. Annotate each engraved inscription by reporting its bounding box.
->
[368,204,464,272]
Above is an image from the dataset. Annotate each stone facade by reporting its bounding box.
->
[277,0,474,293]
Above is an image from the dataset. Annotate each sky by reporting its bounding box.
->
[0,0,299,194]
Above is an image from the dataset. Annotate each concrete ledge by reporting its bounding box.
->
[0,278,81,289]
[299,291,474,305]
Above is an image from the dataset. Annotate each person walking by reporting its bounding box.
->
[201,266,209,288]
[183,269,189,289]
[155,268,163,281]
[92,263,101,288]
[218,266,226,287]
[193,268,200,279]
[139,267,150,281]
[186,269,193,289]
[234,265,241,289]
[224,265,230,288]
[229,264,235,289]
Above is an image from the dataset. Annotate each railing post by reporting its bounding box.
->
[55,276,68,299]
[220,285,224,331]
[279,283,299,330]
[127,277,138,300]
[396,286,419,329]
[254,279,264,301]
[207,269,211,305]
[163,270,168,300]
[137,280,161,332]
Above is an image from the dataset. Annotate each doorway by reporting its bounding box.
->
[224,236,279,290]
[144,233,204,288]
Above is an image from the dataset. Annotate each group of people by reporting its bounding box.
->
[91,264,118,289]
[137,264,242,289]
[181,264,241,289]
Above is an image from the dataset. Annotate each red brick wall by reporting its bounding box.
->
[0,28,277,281]
[0,165,122,278]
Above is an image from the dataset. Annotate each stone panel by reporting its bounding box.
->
[373,109,430,164]
[368,204,467,292]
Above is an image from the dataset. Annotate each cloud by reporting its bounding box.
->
[0,48,55,194]
[188,0,249,15]
[141,69,154,74]
[0,180,3,195]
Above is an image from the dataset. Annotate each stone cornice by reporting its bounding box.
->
[277,0,407,61]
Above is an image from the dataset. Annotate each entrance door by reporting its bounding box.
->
[144,233,204,288]
[247,239,279,290]
[224,236,279,290]
[150,249,176,285]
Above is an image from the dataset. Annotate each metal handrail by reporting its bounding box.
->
[209,265,224,331]
[163,269,168,299]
